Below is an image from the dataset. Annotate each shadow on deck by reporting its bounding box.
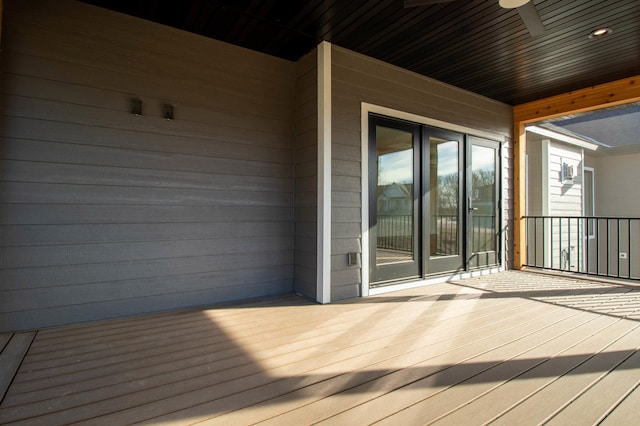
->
[1,270,640,425]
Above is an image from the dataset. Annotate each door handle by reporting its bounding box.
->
[468,197,477,213]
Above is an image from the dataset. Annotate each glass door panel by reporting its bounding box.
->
[425,128,464,274]
[369,115,503,286]
[467,137,500,268]
[369,116,420,284]
[376,127,414,265]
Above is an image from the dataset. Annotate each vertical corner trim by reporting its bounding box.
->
[317,41,332,304]
[541,139,550,216]
[360,104,371,297]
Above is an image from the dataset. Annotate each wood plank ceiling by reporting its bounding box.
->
[80,0,640,105]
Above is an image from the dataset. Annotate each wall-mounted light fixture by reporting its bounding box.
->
[130,98,142,115]
[162,104,174,120]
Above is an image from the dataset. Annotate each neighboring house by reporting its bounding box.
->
[377,183,413,216]
[525,125,640,279]
[525,131,590,272]
[585,150,640,217]
[584,148,640,279]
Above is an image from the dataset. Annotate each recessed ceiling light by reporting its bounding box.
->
[589,27,612,38]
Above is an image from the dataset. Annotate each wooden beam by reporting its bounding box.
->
[511,74,640,269]
[513,121,526,269]
[514,75,640,124]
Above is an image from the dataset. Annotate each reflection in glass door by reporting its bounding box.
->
[425,129,464,274]
[369,116,420,283]
[467,137,500,268]
[369,115,501,286]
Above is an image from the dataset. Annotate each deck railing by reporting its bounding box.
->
[377,214,413,252]
[377,214,495,255]
[524,216,640,281]
[471,214,496,253]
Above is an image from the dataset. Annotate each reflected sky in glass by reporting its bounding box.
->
[436,141,458,176]
[378,149,412,185]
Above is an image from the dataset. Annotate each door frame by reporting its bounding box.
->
[362,103,506,296]
[422,126,466,275]
[368,114,422,284]
[466,136,502,269]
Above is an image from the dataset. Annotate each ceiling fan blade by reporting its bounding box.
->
[404,0,455,8]
[517,1,545,37]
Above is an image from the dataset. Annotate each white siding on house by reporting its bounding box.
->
[330,46,513,301]
[548,142,583,217]
[592,152,640,217]
[526,137,544,216]
[548,142,583,271]
[526,139,584,271]
[0,0,296,331]
[584,151,640,278]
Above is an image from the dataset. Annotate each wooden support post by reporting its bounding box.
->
[513,121,526,269]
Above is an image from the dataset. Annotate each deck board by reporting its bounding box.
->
[382,318,638,425]
[490,321,640,425]
[417,319,630,424]
[315,312,615,426]
[0,334,12,353]
[157,295,558,425]
[600,381,640,425]
[0,332,36,404]
[545,349,640,425]
[1,271,640,425]
[251,309,594,426]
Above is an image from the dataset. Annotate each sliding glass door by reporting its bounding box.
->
[369,116,421,283]
[467,136,501,268]
[424,128,464,274]
[369,115,501,286]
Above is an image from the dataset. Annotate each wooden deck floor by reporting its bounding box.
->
[1,270,640,425]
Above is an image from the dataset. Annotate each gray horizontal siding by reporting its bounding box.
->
[0,251,293,292]
[0,276,292,331]
[0,0,296,331]
[330,45,512,300]
[0,205,291,225]
[0,222,291,247]
[0,264,293,312]
[293,49,318,299]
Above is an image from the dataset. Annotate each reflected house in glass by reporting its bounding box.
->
[377,182,413,215]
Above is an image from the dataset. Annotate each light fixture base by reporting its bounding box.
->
[499,0,530,9]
